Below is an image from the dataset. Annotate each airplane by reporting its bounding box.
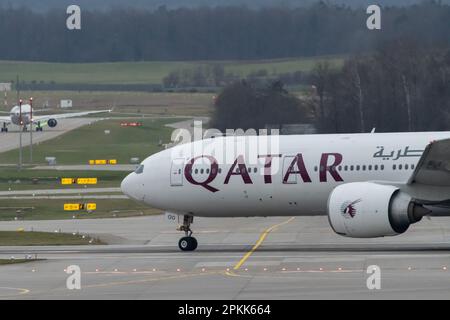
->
[121,132,450,251]
[0,101,111,132]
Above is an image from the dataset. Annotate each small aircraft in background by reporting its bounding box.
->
[0,98,111,132]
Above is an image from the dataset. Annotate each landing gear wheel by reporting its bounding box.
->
[177,215,197,251]
[178,237,198,251]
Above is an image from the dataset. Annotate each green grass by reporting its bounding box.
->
[0,57,344,85]
[0,117,169,221]
[0,168,128,191]
[0,259,41,265]
[0,90,214,117]
[0,199,161,221]
[0,117,177,165]
[0,231,104,246]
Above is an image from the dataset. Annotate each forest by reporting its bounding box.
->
[212,40,450,133]
[0,1,449,62]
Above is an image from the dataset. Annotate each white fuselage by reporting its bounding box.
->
[121,132,450,217]
[9,105,32,125]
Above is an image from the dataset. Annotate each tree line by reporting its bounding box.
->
[162,65,308,88]
[211,80,310,131]
[1,2,449,62]
[212,40,450,133]
[311,40,450,133]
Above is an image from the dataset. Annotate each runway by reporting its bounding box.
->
[0,118,103,153]
[1,215,450,299]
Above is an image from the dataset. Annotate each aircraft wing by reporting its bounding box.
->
[33,109,111,122]
[407,138,450,187]
[0,115,10,123]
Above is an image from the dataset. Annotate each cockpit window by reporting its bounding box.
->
[135,165,144,174]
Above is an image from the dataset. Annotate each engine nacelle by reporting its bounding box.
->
[327,182,428,238]
[47,119,57,128]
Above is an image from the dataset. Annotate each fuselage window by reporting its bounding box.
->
[344,165,348,171]
[254,167,257,173]
[393,164,396,170]
[398,164,403,170]
[195,168,199,174]
[314,166,318,172]
[411,164,415,170]
[200,168,204,174]
[350,165,354,171]
[381,164,384,170]
[219,168,222,174]
[356,165,360,171]
[135,165,144,174]
[362,165,366,171]
[368,165,372,171]
[338,166,342,171]
[206,168,210,174]
[374,165,378,170]
[405,164,409,170]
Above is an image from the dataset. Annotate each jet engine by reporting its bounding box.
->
[47,119,58,128]
[327,182,429,238]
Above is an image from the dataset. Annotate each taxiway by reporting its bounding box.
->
[0,215,450,299]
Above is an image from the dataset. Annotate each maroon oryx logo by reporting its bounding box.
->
[340,199,362,219]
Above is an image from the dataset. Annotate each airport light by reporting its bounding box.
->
[18,99,23,170]
[29,97,33,163]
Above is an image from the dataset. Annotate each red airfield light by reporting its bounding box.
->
[29,97,33,121]
[19,99,23,125]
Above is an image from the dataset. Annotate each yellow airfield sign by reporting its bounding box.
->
[64,203,97,212]
[89,159,117,165]
[61,178,98,185]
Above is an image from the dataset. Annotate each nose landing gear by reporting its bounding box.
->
[177,215,198,251]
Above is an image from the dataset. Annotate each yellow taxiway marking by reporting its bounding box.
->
[0,287,30,298]
[233,217,295,271]
[83,271,219,289]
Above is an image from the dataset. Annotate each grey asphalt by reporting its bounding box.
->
[1,215,450,299]
[0,118,103,153]
[31,165,137,171]
[0,187,121,197]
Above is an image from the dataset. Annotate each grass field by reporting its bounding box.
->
[0,116,171,220]
[0,91,214,116]
[0,259,40,265]
[0,198,161,221]
[0,56,344,85]
[0,117,178,165]
[0,168,128,191]
[0,231,104,245]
